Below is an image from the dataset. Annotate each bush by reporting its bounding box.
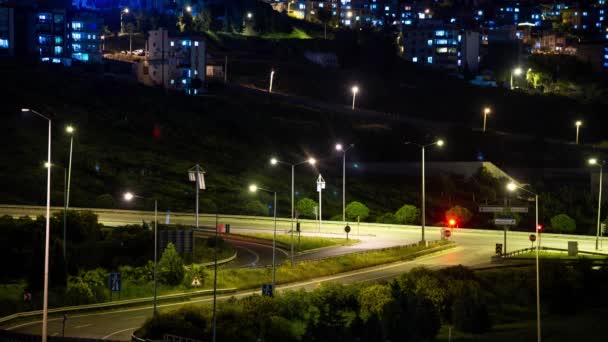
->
[244,200,269,216]
[451,280,491,333]
[394,204,420,224]
[158,243,185,286]
[376,212,397,224]
[445,205,473,225]
[295,198,317,219]
[550,213,576,233]
[95,194,116,208]
[345,201,370,221]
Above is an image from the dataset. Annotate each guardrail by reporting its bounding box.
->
[0,288,237,326]
[492,246,608,262]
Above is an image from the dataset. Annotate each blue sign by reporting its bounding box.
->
[262,284,274,297]
[109,272,122,292]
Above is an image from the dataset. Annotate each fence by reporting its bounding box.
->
[0,330,118,342]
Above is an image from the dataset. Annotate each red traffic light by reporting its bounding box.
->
[537,225,543,231]
[448,218,457,227]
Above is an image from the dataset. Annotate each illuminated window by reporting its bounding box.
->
[170,41,175,47]
[194,41,199,46]
[436,47,447,53]
[72,33,82,41]
[54,46,63,55]
[435,30,445,36]
[299,4,305,10]
[412,57,418,62]
[319,3,324,7]
[0,39,8,49]
[182,79,187,84]
[385,6,389,11]
[72,53,89,61]
[427,56,432,64]
[72,22,83,29]
[55,36,62,44]
[170,79,175,85]
[72,43,81,52]
[52,58,61,64]
[427,39,433,46]
[436,39,448,44]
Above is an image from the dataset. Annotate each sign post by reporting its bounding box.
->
[344,225,351,240]
[262,283,274,297]
[316,174,326,233]
[481,201,526,255]
[109,272,122,301]
[529,234,536,248]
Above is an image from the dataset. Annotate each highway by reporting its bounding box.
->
[1,205,606,340]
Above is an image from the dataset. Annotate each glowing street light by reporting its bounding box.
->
[63,125,75,262]
[588,158,605,250]
[575,120,582,144]
[506,181,541,342]
[120,8,129,33]
[269,70,275,93]
[511,67,523,90]
[405,139,445,242]
[248,184,277,291]
[123,191,159,314]
[483,107,491,132]
[185,5,192,13]
[335,143,354,222]
[247,12,253,19]
[351,85,359,110]
[269,156,316,265]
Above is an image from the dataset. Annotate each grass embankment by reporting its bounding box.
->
[214,241,453,289]
[512,251,608,260]
[238,232,359,252]
[193,237,236,264]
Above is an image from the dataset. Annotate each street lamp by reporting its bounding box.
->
[405,139,444,243]
[123,192,159,314]
[588,158,605,250]
[351,86,359,110]
[43,161,70,262]
[185,5,192,13]
[335,143,354,222]
[22,109,52,342]
[120,8,129,33]
[511,67,523,90]
[269,70,275,93]
[506,182,541,342]
[64,125,75,262]
[269,157,316,266]
[483,107,491,132]
[249,184,278,291]
[247,12,253,19]
[575,120,582,144]
[316,174,326,232]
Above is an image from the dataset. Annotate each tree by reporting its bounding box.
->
[192,11,212,33]
[394,204,419,224]
[95,194,115,208]
[376,212,397,224]
[244,200,268,216]
[158,243,185,285]
[550,214,576,233]
[296,198,317,219]
[345,201,370,221]
[317,8,332,39]
[445,206,473,226]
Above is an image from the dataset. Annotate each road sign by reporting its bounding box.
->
[191,276,201,287]
[344,225,351,233]
[316,174,326,192]
[479,206,528,213]
[529,234,536,242]
[109,272,122,292]
[262,284,274,297]
[494,218,517,225]
[495,243,503,255]
[444,229,452,238]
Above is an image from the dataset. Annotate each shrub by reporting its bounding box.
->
[550,213,576,233]
[394,204,420,224]
[445,205,473,225]
[376,212,397,224]
[345,201,370,221]
[95,194,116,208]
[295,198,317,219]
[158,243,185,286]
[244,200,269,216]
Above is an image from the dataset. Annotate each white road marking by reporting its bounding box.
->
[74,323,93,329]
[102,326,138,340]
[237,246,260,266]
[124,315,145,320]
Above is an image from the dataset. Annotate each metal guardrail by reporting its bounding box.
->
[494,246,608,261]
[0,288,237,326]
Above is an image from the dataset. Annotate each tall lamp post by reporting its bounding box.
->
[249,184,278,290]
[270,157,316,266]
[482,107,491,133]
[123,192,158,314]
[120,8,129,33]
[507,182,540,342]
[316,174,326,232]
[589,158,605,250]
[22,108,52,342]
[64,125,75,261]
[575,120,582,144]
[510,67,523,90]
[43,162,68,260]
[335,143,354,222]
[269,70,275,93]
[351,85,359,110]
[405,139,444,243]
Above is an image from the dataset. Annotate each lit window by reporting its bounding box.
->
[72,53,89,61]
[427,39,433,46]
[52,58,61,64]
[385,6,389,11]
[436,47,448,53]
[41,57,50,62]
[345,19,351,25]
[404,20,412,25]
[427,56,433,64]
[319,3,324,8]
[450,18,456,23]
[583,12,588,16]
[299,4,305,10]
[182,79,187,84]
[478,10,483,16]
[194,41,199,46]
[54,46,63,55]
[170,79,175,85]
[435,30,445,36]
[458,35,462,42]
[55,36,62,44]
[72,43,81,52]
[72,22,83,29]
[412,57,418,62]
[418,13,425,19]
[0,39,9,49]
[72,33,82,41]
[457,59,462,66]
[170,41,175,47]
[436,39,448,44]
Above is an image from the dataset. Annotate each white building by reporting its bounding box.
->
[137,28,206,95]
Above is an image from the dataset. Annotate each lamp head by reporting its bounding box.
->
[351,86,359,94]
[308,157,316,165]
[335,143,343,151]
[66,125,75,134]
[185,6,192,12]
[123,8,129,13]
[123,192,134,201]
[21,108,30,112]
[436,139,444,147]
[484,107,491,114]
[506,182,517,192]
[575,120,582,127]
[43,162,51,168]
[270,157,278,165]
[249,184,258,193]
[247,12,253,19]
[513,67,523,75]
[589,158,598,165]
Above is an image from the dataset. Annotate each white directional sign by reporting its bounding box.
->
[494,218,517,225]
[316,174,326,192]
[479,206,528,213]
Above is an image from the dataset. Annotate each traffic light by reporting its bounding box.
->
[537,224,543,232]
[448,218,457,228]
